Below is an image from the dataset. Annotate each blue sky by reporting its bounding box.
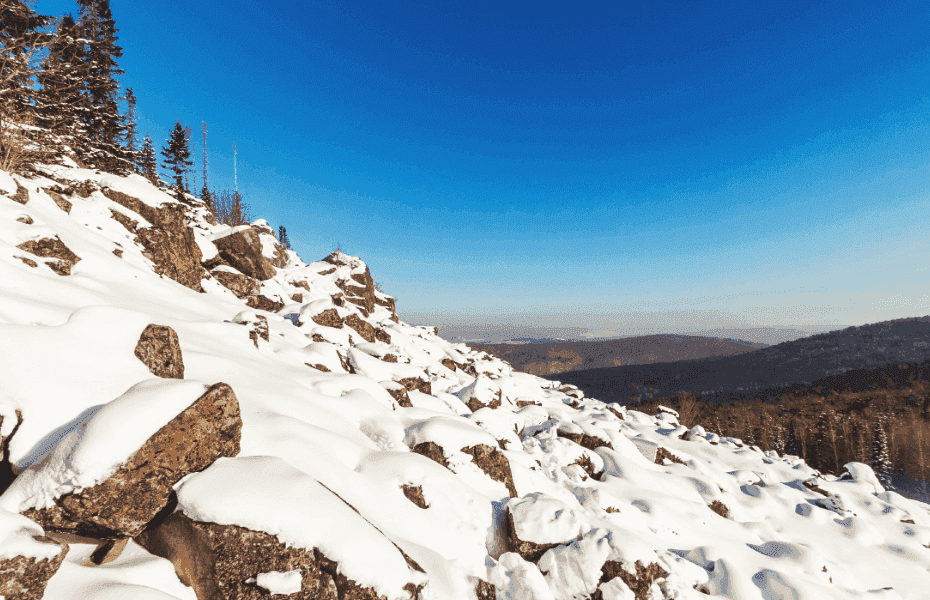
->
[38,0,930,337]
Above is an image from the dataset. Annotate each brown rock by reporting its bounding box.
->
[137,512,421,600]
[16,256,37,268]
[43,188,72,213]
[708,500,729,519]
[10,181,29,204]
[607,407,625,421]
[655,447,685,466]
[135,324,184,379]
[401,485,428,509]
[25,383,242,538]
[573,455,604,480]
[338,352,355,374]
[331,293,345,307]
[440,358,457,371]
[109,208,139,233]
[374,327,392,344]
[271,243,289,268]
[383,383,412,408]
[310,308,344,329]
[474,579,496,600]
[113,248,123,258]
[245,295,284,313]
[212,270,259,299]
[243,315,269,348]
[505,510,560,563]
[306,363,331,372]
[461,444,517,498]
[1,409,23,494]
[556,430,613,452]
[16,236,81,276]
[0,537,69,600]
[593,561,669,600]
[464,389,502,413]
[397,377,432,396]
[291,293,303,302]
[345,314,377,343]
[516,401,539,408]
[102,188,206,292]
[16,215,33,224]
[90,537,129,565]
[382,354,398,363]
[311,333,327,343]
[211,228,277,281]
[411,442,448,467]
[293,280,312,292]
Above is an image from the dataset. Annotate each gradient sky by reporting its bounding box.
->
[37,0,930,336]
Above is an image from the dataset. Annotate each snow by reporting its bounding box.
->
[249,570,303,595]
[0,164,928,600]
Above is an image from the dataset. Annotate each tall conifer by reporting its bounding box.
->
[160,121,192,197]
[139,132,158,184]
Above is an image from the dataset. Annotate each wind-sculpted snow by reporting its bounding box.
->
[0,165,928,599]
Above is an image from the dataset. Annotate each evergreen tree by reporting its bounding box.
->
[0,0,52,172]
[139,132,158,184]
[278,226,291,249]
[35,14,91,146]
[871,415,893,490]
[121,87,139,169]
[77,0,130,172]
[160,121,193,197]
[785,420,802,458]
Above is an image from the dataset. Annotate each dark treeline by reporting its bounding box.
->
[631,359,930,498]
[0,0,264,231]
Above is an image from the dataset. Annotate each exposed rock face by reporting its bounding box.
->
[306,363,331,372]
[474,579,496,600]
[345,314,377,343]
[16,236,81,276]
[401,485,428,509]
[382,382,412,408]
[411,442,448,467]
[556,430,614,452]
[396,377,432,396]
[102,189,206,292]
[1,409,23,493]
[42,188,72,213]
[655,446,685,466]
[270,243,289,268]
[245,295,284,313]
[382,354,398,363]
[440,358,457,371]
[592,560,669,600]
[25,383,242,538]
[136,512,421,600]
[109,208,139,232]
[211,270,259,299]
[311,308,344,329]
[235,313,269,348]
[708,500,729,519]
[16,215,33,224]
[505,511,560,563]
[11,181,29,204]
[134,324,185,379]
[291,293,303,302]
[461,445,517,498]
[211,228,277,281]
[0,537,69,600]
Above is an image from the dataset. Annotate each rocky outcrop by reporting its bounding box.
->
[556,430,614,452]
[381,382,412,408]
[396,377,432,396]
[235,313,269,348]
[210,228,277,281]
[311,308,344,329]
[401,484,428,509]
[0,537,69,600]
[245,295,284,313]
[591,560,669,600]
[102,188,206,292]
[16,236,81,276]
[461,445,517,498]
[211,270,259,299]
[411,442,448,467]
[345,314,378,343]
[42,188,72,213]
[1,409,23,493]
[505,511,560,563]
[24,383,241,539]
[10,181,29,204]
[135,324,185,379]
[136,512,423,600]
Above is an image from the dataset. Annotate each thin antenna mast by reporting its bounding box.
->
[233,142,238,193]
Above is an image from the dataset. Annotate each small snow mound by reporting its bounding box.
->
[248,570,303,595]
[841,462,886,494]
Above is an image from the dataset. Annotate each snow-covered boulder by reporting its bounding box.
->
[5,380,241,539]
[0,506,69,600]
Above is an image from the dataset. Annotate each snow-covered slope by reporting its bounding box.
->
[0,165,928,600]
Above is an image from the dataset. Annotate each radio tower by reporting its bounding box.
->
[233,142,238,193]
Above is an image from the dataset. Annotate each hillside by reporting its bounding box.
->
[547,316,930,404]
[0,165,927,600]
[470,335,768,376]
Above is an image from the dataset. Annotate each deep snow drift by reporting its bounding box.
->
[0,164,928,600]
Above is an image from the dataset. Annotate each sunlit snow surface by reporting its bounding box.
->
[0,165,928,599]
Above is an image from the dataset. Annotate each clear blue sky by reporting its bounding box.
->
[38,0,930,336]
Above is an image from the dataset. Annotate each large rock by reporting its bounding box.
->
[411,442,516,498]
[102,188,206,292]
[245,294,284,313]
[210,228,277,281]
[311,308,344,329]
[24,383,241,539]
[0,536,68,600]
[135,324,184,379]
[211,269,260,299]
[16,236,81,276]
[345,314,377,343]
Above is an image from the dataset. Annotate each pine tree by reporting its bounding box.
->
[139,133,158,184]
[35,15,90,152]
[122,87,139,170]
[871,415,893,490]
[77,0,130,172]
[160,121,192,197]
[278,226,291,249]
[0,0,52,172]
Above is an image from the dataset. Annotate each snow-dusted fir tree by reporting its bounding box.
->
[278,226,291,249]
[871,415,893,490]
[121,87,139,170]
[160,121,193,197]
[139,133,158,185]
[35,15,91,154]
